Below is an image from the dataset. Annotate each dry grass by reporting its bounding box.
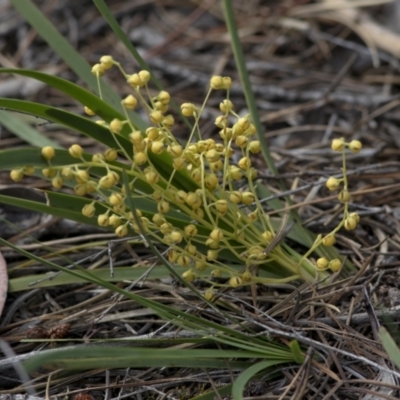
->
[1,1,400,398]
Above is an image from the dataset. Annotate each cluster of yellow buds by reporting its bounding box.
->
[299,137,363,273]
[10,56,329,293]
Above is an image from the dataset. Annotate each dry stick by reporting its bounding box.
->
[351,98,400,133]
[261,52,358,124]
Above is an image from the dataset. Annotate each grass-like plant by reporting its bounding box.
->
[0,0,364,398]
[1,57,362,291]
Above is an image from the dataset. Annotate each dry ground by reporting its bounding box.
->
[1,1,400,399]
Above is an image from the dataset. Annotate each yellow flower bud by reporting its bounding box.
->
[107,215,119,228]
[74,184,87,196]
[51,176,64,189]
[206,238,219,249]
[222,76,232,89]
[245,123,257,137]
[173,157,185,170]
[210,228,223,242]
[104,148,118,161]
[247,211,258,222]
[84,106,96,116]
[10,169,24,182]
[248,140,261,154]
[205,173,219,189]
[20,166,33,176]
[331,138,345,152]
[229,276,242,288]
[60,167,73,179]
[235,135,248,149]
[329,259,342,272]
[219,99,234,113]
[160,222,173,235]
[344,216,357,231]
[207,249,219,261]
[167,144,183,158]
[69,144,83,158]
[109,193,124,206]
[146,130,160,140]
[75,169,89,183]
[322,234,336,247]
[316,257,329,270]
[349,212,360,223]
[195,259,207,271]
[185,244,197,256]
[177,255,191,267]
[215,199,228,214]
[181,102,196,117]
[215,115,227,129]
[184,224,198,237]
[92,153,104,163]
[262,231,274,242]
[223,146,235,158]
[99,55,114,69]
[97,214,109,227]
[151,141,164,155]
[196,140,208,153]
[326,177,341,191]
[209,160,223,172]
[162,115,174,127]
[42,168,56,178]
[228,165,242,180]
[229,191,242,204]
[157,90,170,105]
[122,94,138,110]
[98,175,113,189]
[232,123,244,137]
[152,213,166,226]
[115,225,128,237]
[189,168,201,183]
[41,146,55,160]
[204,289,215,302]
[129,131,143,145]
[138,70,151,84]
[150,110,164,124]
[209,269,221,279]
[348,139,362,154]
[145,170,159,184]
[210,75,224,90]
[91,63,105,76]
[82,202,96,218]
[186,192,199,207]
[169,230,183,244]
[158,200,170,214]
[109,118,123,133]
[248,247,266,261]
[175,190,187,204]
[242,191,255,205]
[168,249,179,263]
[205,149,220,163]
[238,157,251,170]
[338,189,350,203]
[182,269,195,282]
[134,152,147,166]
[191,199,203,210]
[127,73,144,87]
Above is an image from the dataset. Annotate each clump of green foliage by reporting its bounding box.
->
[10,56,362,297]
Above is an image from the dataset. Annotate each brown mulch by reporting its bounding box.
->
[1,1,400,399]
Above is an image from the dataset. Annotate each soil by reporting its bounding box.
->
[1,1,400,399]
